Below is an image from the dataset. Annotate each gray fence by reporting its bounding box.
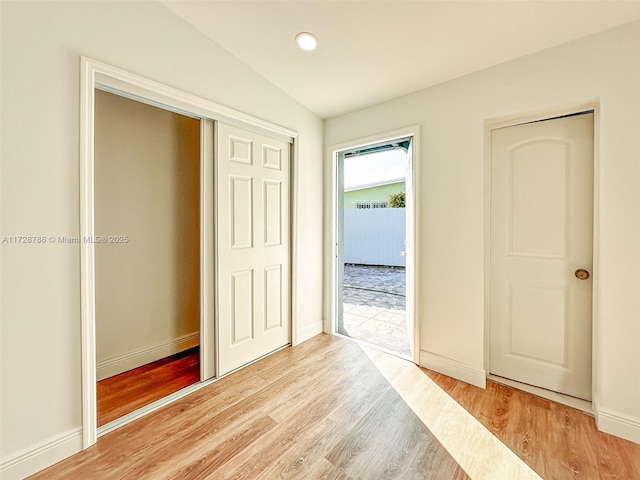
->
[344,208,406,267]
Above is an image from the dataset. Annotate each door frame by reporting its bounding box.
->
[80,57,298,448]
[326,126,421,364]
[484,101,600,409]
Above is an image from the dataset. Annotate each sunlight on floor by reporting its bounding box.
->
[361,345,542,480]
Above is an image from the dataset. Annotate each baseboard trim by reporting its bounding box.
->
[594,400,640,444]
[419,350,486,389]
[0,428,82,480]
[296,320,324,344]
[97,331,199,380]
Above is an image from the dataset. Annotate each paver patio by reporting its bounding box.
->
[340,264,411,357]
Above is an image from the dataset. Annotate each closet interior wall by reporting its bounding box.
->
[94,89,201,381]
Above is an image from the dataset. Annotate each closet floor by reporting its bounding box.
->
[97,347,200,427]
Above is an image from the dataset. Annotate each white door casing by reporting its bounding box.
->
[404,141,415,355]
[490,113,594,401]
[336,152,346,335]
[200,119,216,381]
[216,123,291,376]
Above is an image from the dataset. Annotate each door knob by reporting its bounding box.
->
[575,269,590,280]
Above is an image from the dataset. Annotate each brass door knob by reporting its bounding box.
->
[575,269,590,280]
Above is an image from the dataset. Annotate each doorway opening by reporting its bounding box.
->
[94,89,202,426]
[334,134,416,360]
[82,57,298,447]
[488,109,595,405]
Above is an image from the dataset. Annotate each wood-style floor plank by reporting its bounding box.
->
[422,369,640,480]
[97,347,200,426]
[325,387,466,480]
[30,334,640,480]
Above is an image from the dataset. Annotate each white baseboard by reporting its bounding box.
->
[0,428,82,480]
[419,350,487,389]
[296,320,324,344]
[97,331,199,381]
[594,400,640,444]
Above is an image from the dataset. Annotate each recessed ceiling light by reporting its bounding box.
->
[296,32,317,51]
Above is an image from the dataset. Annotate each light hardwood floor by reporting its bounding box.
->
[424,370,640,479]
[31,334,640,479]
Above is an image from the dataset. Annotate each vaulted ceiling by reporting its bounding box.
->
[164,1,640,119]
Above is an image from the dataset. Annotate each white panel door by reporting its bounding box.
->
[490,113,593,400]
[217,123,290,376]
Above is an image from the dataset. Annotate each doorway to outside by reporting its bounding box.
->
[335,136,415,360]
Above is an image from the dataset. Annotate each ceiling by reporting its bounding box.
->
[163,1,640,119]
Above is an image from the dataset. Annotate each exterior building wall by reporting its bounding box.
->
[344,181,405,209]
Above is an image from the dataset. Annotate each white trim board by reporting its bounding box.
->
[0,428,82,480]
[96,332,199,381]
[419,350,487,389]
[92,60,296,143]
[200,119,216,381]
[290,140,300,347]
[297,321,324,344]
[594,401,640,445]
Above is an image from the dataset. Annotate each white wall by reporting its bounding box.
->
[326,21,640,442]
[0,1,323,476]
[95,90,200,380]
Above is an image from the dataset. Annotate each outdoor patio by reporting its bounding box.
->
[341,264,410,357]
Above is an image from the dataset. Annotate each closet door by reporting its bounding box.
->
[217,123,290,375]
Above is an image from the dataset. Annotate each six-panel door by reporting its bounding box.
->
[217,123,290,376]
